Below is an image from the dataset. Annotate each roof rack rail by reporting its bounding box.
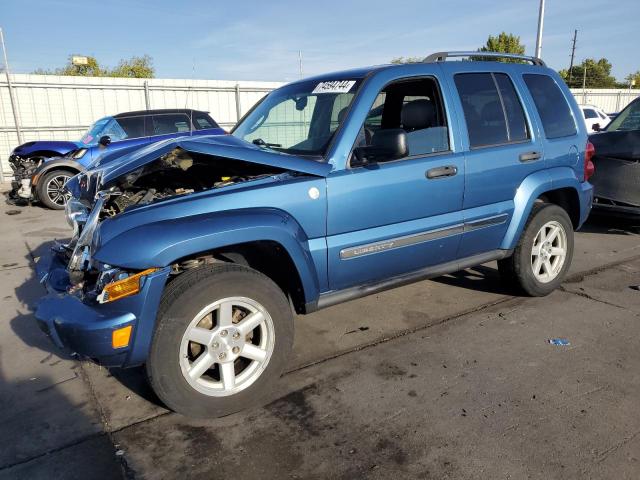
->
[424,51,546,67]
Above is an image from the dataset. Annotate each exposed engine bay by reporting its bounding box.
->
[8,155,45,201]
[101,147,287,217]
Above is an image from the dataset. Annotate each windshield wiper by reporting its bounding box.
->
[252,138,282,148]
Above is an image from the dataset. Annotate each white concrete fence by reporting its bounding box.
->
[1,74,638,181]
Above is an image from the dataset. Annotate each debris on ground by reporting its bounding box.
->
[5,209,21,215]
[548,338,570,346]
[629,285,640,291]
[345,326,370,334]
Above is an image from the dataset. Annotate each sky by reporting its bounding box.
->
[2,0,638,82]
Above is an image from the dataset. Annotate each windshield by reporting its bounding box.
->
[606,99,640,132]
[232,78,362,157]
[80,117,132,145]
[80,118,111,145]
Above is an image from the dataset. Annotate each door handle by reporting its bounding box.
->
[519,151,542,162]
[426,165,458,179]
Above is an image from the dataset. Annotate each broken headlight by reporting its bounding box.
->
[65,198,89,237]
[68,195,105,272]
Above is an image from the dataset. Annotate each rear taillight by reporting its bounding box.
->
[584,141,595,181]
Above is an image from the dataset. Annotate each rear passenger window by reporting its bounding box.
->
[523,74,577,139]
[152,114,191,135]
[454,73,529,148]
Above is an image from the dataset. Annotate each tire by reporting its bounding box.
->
[37,169,73,209]
[147,263,294,418]
[498,203,574,296]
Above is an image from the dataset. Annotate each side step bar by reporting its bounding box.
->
[309,249,512,312]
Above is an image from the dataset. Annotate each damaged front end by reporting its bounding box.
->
[8,154,44,201]
[36,135,330,366]
[53,142,298,301]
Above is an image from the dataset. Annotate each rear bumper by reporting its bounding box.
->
[35,247,170,367]
[578,181,594,228]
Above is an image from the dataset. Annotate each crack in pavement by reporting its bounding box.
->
[559,286,634,312]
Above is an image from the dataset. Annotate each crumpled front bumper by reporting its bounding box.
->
[34,247,171,367]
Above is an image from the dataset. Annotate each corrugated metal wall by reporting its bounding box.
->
[569,88,639,113]
[0,74,283,179]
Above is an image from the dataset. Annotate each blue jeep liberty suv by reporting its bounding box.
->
[36,52,595,417]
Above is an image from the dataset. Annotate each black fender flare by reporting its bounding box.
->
[32,158,84,186]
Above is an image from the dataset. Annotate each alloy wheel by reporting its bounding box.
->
[179,296,275,397]
[531,220,567,283]
[45,174,72,206]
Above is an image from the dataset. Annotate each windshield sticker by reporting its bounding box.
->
[312,80,356,94]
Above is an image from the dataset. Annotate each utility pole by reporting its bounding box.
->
[0,27,21,143]
[298,50,303,78]
[0,27,22,183]
[568,29,577,85]
[535,0,546,59]
[582,63,587,104]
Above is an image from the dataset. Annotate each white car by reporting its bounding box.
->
[579,104,611,133]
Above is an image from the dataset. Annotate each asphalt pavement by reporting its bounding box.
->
[1,193,639,480]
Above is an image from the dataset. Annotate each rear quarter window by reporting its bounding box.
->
[192,113,219,130]
[523,74,577,139]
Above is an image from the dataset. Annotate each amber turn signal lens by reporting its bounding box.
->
[112,325,133,349]
[102,268,158,303]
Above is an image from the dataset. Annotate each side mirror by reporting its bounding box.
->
[352,129,408,166]
[592,123,601,132]
[98,135,112,147]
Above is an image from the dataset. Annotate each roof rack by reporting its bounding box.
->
[424,51,546,67]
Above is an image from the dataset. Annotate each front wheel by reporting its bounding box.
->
[147,263,294,418]
[36,169,73,209]
[498,203,574,296]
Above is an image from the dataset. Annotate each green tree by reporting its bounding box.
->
[476,32,526,62]
[559,58,617,88]
[108,55,154,78]
[390,56,423,64]
[33,54,154,78]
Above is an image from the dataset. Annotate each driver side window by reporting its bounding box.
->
[354,77,450,158]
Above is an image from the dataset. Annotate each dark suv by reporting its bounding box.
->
[9,109,224,209]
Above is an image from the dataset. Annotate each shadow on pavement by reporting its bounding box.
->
[432,264,513,295]
[9,240,166,416]
[580,213,640,235]
[1,245,123,478]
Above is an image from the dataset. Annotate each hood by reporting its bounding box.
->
[12,140,80,156]
[66,134,333,202]
[94,135,332,186]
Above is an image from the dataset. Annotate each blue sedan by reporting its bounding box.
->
[9,108,225,209]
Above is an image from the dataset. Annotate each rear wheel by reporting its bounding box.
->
[37,169,73,209]
[498,203,574,296]
[147,263,294,417]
